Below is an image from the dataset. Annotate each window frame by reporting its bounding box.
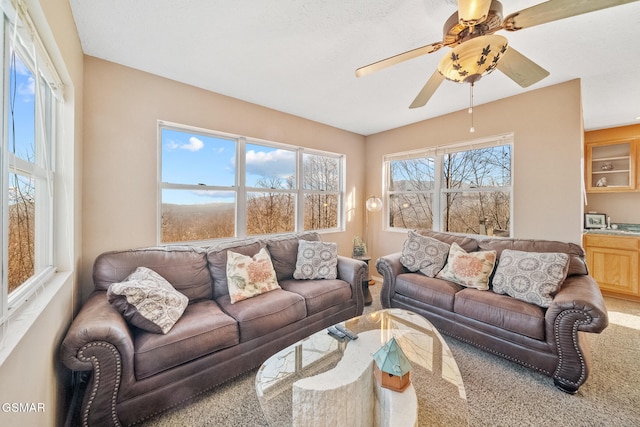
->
[158,121,345,244]
[1,4,62,323]
[384,134,514,237]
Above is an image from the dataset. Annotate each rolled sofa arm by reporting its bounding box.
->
[376,252,406,308]
[545,274,609,393]
[60,291,135,427]
[337,256,367,315]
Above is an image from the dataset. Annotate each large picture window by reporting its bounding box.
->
[1,5,62,321]
[385,135,512,237]
[160,123,344,244]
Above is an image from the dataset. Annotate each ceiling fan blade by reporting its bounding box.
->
[356,42,443,77]
[503,0,640,31]
[409,70,445,109]
[496,47,550,88]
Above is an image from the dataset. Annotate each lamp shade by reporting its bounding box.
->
[366,195,382,212]
[438,35,508,84]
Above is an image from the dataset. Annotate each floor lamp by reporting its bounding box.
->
[363,195,382,306]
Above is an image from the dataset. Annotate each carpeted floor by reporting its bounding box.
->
[140,282,640,426]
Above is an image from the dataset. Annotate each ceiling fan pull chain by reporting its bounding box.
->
[469,82,475,133]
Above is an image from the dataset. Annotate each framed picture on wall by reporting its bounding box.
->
[584,213,607,229]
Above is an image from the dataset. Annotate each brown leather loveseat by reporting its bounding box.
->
[376,230,608,394]
[61,232,366,426]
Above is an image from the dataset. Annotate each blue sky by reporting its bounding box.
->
[161,128,296,205]
[10,52,35,163]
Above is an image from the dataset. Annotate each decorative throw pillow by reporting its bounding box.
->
[293,240,338,280]
[226,248,280,303]
[492,249,570,307]
[400,230,451,277]
[436,242,497,290]
[107,267,189,334]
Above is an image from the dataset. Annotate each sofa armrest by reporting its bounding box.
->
[337,256,367,315]
[60,291,135,426]
[545,274,609,393]
[546,274,609,334]
[376,252,406,308]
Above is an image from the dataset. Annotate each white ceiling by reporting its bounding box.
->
[69,0,640,136]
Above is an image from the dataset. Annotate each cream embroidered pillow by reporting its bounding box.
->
[492,249,570,307]
[436,242,497,290]
[400,230,451,277]
[107,267,188,334]
[226,248,280,303]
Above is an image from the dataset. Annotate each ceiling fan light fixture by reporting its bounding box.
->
[458,0,492,26]
[437,34,508,84]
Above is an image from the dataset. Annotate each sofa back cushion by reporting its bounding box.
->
[266,232,321,281]
[93,246,212,303]
[207,239,264,300]
[415,229,479,253]
[478,238,588,276]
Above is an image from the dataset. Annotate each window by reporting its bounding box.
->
[385,136,512,237]
[159,123,344,243]
[1,4,62,321]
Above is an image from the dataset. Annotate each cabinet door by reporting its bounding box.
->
[586,246,639,296]
[586,139,637,192]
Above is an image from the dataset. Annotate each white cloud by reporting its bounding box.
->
[246,149,295,178]
[182,136,204,152]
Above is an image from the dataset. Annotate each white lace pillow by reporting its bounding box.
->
[492,249,570,307]
[226,248,280,303]
[400,230,451,277]
[107,267,189,334]
[293,240,338,280]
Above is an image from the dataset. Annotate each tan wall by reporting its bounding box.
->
[364,80,585,263]
[584,124,640,224]
[0,0,84,426]
[82,56,366,300]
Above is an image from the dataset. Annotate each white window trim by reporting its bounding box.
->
[157,121,345,245]
[383,133,514,236]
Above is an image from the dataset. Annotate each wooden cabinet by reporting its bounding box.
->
[583,234,640,301]
[585,139,637,192]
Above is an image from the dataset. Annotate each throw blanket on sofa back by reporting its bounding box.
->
[376,229,608,393]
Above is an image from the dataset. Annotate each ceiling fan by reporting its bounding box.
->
[356,0,639,109]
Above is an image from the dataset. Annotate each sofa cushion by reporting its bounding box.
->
[207,239,264,299]
[217,289,306,342]
[93,246,212,302]
[133,300,239,379]
[293,240,338,280]
[436,243,497,290]
[416,229,480,252]
[107,267,188,334]
[492,249,570,308]
[453,288,545,340]
[395,273,463,311]
[280,278,352,315]
[267,232,321,281]
[478,238,588,276]
[226,248,281,303]
[400,230,450,277]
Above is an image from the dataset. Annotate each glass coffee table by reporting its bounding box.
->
[255,309,468,426]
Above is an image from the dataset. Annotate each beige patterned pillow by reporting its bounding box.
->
[400,230,451,277]
[492,249,569,307]
[436,242,497,290]
[226,248,280,303]
[293,240,338,280]
[107,267,188,334]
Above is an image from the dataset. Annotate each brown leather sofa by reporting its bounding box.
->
[61,232,366,426]
[376,230,608,394]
